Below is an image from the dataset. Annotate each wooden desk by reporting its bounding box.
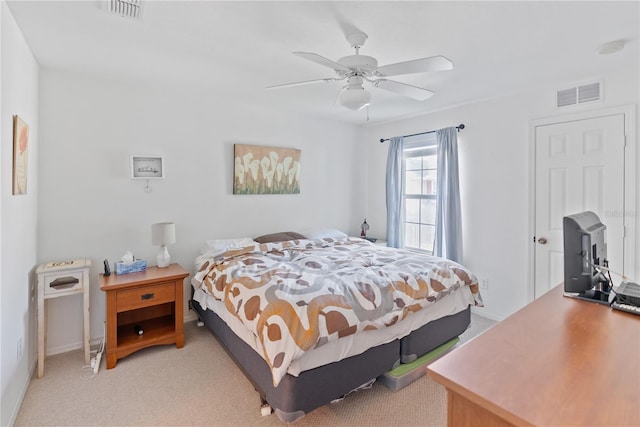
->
[427,285,640,426]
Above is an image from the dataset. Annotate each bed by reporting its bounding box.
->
[190,231,482,422]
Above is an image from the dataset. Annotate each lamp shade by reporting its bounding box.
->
[151,222,176,246]
[340,87,371,110]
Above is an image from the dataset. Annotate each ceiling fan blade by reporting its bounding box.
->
[266,77,339,90]
[293,52,351,74]
[373,79,434,101]
[375,55,453,77]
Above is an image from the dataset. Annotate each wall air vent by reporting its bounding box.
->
[104,0,143,19]
[557,88,577,107]
[556,81,602,108]
[578,82,600,103]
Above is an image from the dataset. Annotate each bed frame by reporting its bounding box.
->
[191,296,470,422]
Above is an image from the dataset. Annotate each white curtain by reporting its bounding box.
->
[385,136,405,248]
[434,127,462,262]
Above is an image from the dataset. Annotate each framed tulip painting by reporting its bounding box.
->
[233,144,301,194]
[12,115,29,195]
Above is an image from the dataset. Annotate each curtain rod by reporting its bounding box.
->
[379,124,465,143]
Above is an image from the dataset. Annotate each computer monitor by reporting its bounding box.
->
[563,211,610,304]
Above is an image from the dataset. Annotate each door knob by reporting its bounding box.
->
[537,237,548,245]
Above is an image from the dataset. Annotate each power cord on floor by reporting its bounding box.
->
[81,321,105,379]
[80,363,95,379]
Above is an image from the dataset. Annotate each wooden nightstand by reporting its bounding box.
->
[36,259,91,378]
[100,263,189,369]
[362,238,388,247]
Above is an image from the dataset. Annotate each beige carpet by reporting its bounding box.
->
[15,313,495,426]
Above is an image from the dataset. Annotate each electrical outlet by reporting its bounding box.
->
[480,278,489,290]
[17,337,23,360]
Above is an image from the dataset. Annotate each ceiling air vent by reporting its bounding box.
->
[104,0,143,19]
[556,81,602,108]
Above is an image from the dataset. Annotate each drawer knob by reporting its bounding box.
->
[141,293,155,300]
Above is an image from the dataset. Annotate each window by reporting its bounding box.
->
[403,133,437,253]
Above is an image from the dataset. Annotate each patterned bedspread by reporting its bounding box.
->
[192,237,482,386]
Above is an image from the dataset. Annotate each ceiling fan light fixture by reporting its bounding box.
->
[340,86,371,110]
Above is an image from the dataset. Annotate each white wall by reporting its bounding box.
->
[9,9,638,421]
[0,2,39,425]
[361,66,639,321]
[37,70,366,354]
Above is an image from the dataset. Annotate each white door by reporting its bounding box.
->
[534,114,626,298]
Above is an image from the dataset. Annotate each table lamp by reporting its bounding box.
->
[151,222,175,268]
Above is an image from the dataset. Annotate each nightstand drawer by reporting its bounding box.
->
[43,271,84,296]
[116,282,175,312]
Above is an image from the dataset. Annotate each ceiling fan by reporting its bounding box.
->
[267,32,453,110]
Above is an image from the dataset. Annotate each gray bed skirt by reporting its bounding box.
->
[191,298,470,422]
[400,306,471,363]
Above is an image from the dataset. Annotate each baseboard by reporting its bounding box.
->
[89,337,104,348]
[471,306,504,322]
[48,340,102,356]
[46,341,83,356]
[7,357,37,426]
[184,311,198,322]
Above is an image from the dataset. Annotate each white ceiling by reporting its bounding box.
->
[6,1,639,125]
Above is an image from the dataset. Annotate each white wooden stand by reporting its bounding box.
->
[36,259,91,378]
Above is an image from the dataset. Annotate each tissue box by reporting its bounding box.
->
[115,259,147,275]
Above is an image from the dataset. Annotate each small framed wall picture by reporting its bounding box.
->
[131,156,164,179]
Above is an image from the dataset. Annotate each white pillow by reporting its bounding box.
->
[201,237,257,255]
[304,228,348,240]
